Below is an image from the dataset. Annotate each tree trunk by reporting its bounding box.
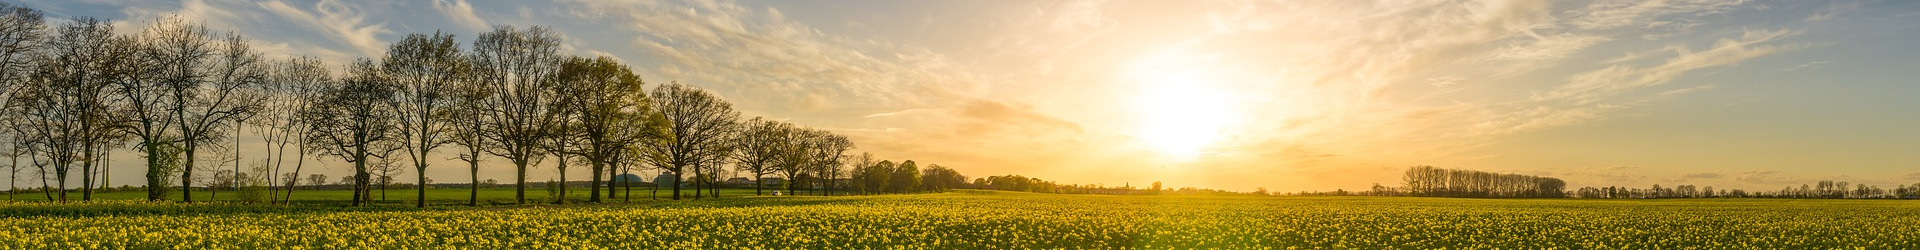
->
[556,155,567,204]
[622,167,631,202]
[146,142,162,201]
[514,158,527,205]
[282,142,307,205]
[56,169,67,202]
[416,164,427,208]
[351,145,368,207]
[670,168,680,200]
[181,140,196,202]
[589,157,602,203]
[755,174,763,196]
[468,159,478,206]
[81,143,92,201]
[605,161,617,200]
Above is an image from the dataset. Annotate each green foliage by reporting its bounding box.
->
[891,160,919,193]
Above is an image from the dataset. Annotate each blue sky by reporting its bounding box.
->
[22,0,1920,191]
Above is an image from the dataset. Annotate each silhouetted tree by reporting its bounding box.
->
[164,22,265,202]
[552,55,654,203]
[256,56,328,204]
[470,25,562,205]
[731,117,789,195]
[919,164,965,192]
[302,59,398,206]
[1400,166,1565,198]
[806,129,852,196]
[384,32,464,208]
[892,160,921,193]
[640,82,739,200]
[17,17,117,201]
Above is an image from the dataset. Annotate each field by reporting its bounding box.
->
[5,191,1920,248]
[5,186,774,205]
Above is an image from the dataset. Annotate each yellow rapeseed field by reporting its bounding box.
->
[4,191,1920,249]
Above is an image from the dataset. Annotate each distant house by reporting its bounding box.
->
[726,177,753,185]
[762,178,786,186]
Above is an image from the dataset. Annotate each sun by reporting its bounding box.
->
[1132,71,1238,158]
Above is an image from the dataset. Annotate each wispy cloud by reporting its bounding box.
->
[431,0,487,32]
[255,0,389,57]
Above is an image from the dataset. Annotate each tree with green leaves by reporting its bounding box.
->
[892,160,921,193]
[553,55,655,203]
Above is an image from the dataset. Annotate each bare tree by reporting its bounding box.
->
[641,82,739,200]
[0,3,42,201]
[384,31,464,208]
[256,56,328,204]
[806,129,852,196]
[146,18,262,202]
[369,155,405,202]
[772,125,815,196]
[469,25,562,205]
[448,52,489,206]
[302,59,397,206]
[732,117,790,196]
[16,17,118,202]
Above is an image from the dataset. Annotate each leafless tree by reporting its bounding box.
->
[732,117,790,196]
[469,25,562,205]
[145,18,263,202]
[384,31,464,208]
[255,56,328,204]
[641,82,739,200]
[806,129,852,196]
[0,3,39,201]
[302,59,398,206]
[448,53,489,206]
[370,155,405,202]
[17,17,119,202]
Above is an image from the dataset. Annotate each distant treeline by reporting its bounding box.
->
[1573,180,1920,199]
[1325,166,1920,199]
[1397,166,1566,198]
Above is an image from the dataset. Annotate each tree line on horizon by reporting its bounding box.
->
[1395,165,1568,198]
[1318,166,1920,199]
[0,4,1018,207]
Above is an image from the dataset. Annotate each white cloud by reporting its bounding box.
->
[431,0,487,32]
[255,0,390,57]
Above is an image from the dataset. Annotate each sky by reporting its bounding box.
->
[17,0,1920,192]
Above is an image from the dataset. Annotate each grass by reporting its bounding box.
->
[6,191,1920,248]
[5,186,792,206]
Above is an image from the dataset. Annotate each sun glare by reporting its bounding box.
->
[1133,70,1238,159]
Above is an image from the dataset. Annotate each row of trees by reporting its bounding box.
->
[1400,166,1567,198]
[0,5,267,203]
[1573,181,1920,199]
[0,5,886,207]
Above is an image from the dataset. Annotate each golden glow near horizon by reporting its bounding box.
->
[40,0,1920,193]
